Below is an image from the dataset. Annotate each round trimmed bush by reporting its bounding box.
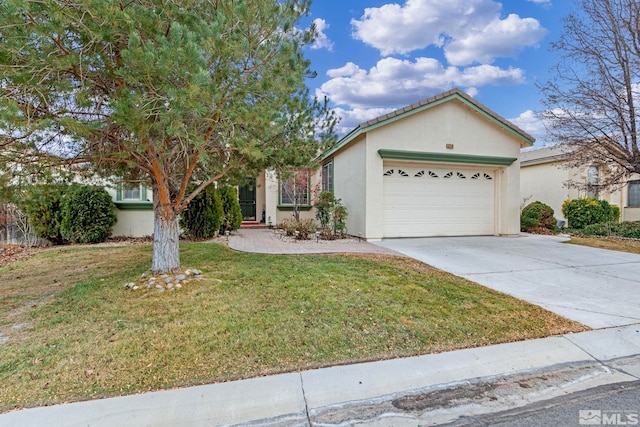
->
[561,198,616,229]
[61,185,117,243]
[520,201,556,232]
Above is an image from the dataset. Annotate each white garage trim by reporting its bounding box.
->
[382,163,498,237]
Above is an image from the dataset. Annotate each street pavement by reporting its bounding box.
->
[1,231,639,426]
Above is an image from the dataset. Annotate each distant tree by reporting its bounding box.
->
[539,0,640,190]
[0,0,337,272]
[279,168,317,221]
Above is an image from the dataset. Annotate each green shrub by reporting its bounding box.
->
[19,185,67,245]
[580,221,616,237]
[579,220,640,239]
[218,186,242,233]
[61,185,117,243]
[332,201,348,236]
[617,221,640,239]
[561,198,616,229]
[610,205,621,222]
[520,201,556,232]
[179,186,223,239]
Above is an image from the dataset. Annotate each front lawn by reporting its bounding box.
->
[0,242,585,412]
[566,236,640,255]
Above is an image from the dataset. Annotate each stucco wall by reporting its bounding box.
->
[358,100,524,239]
[331,135,368,238]
[111,209,154,237]
[520,161,575,222]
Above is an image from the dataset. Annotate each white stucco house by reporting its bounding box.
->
[520,144,640,223]
[108,88,534,240]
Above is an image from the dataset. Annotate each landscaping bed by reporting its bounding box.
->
[0,242,585,412]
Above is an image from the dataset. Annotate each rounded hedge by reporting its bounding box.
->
[61,185,117,243]
[521,201,556,232]
[561,198,617,229]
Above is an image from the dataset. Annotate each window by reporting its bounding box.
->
[280,173,310,206]
[628,180,640,207]
[587,165,600,198]
[322,160,334,193]
[122,184,142,200]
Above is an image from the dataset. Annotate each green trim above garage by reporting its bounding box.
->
[378,149,517,166]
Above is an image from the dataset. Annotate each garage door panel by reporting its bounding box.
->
[383,165,495,237]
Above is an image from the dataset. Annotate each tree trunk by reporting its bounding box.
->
[151,199,181,274]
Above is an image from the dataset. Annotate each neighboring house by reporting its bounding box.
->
[520,144,640,223]
[315,88,533,240]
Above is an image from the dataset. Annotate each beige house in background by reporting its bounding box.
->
[319,88,534,240]
[520,144,640,223]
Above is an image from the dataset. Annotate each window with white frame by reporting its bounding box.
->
[322,159,334,193]
[628,180,640,207]
[280,173,310,206]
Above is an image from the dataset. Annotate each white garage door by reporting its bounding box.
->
[383,164,496,237]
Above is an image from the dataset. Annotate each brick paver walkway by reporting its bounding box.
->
[228,228,400,255]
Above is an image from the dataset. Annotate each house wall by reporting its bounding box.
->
[357,100,523,239]
[111,209,154,237]
[332,135,368,238]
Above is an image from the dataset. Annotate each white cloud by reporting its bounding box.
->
[351,0,546,65]
[445,14,546,66]
[310,18,334,51]
[332,107,397,135]
[317,57,525,109]
[509,109,548,143]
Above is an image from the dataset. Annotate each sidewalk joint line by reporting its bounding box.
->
[299,373,312,426]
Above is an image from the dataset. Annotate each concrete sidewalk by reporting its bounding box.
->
[2,325,639,427]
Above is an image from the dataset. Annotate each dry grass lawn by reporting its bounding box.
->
[0,242,586,412]
[566,236,640,255]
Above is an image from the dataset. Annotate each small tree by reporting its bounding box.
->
[179,186,223,239]
[280,168,318,222]
[219,186,242,234]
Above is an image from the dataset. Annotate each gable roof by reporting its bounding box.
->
[322,88,535,161]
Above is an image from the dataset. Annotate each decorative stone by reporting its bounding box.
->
[176,274,186,281]
[132,286,139,290]
[167,283,174,289]
[156,287,165,293]
[164,277,173,284]
[175,283,182,289]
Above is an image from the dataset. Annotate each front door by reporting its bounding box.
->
[239,179,257,221]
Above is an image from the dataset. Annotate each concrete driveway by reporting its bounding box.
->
[375,234,640,329]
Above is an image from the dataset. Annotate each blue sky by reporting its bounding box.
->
[299,0,572,146]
